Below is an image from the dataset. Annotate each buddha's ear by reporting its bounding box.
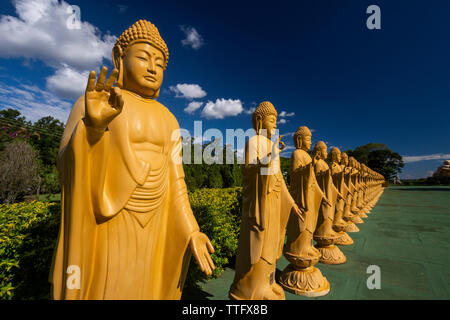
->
[297,136,302,149]
[255,115,262,135]
[113,46,124,88]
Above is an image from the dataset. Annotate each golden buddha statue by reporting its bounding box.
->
[359,164,371,215]
[329,147,353,246]
[348,157,364,224]
[340,152,360,232]
[229,101,303,300]
[50,20,215,300]
[279,126,330,297]
[355,161,368,218]
[312,142,346,264]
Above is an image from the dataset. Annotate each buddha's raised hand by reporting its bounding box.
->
[84,66,123,134]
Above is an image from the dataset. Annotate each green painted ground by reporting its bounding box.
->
[183,186,450,300]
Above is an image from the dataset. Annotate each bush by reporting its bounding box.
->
[0,201,60,299]
[0,187,243,299]
[185,187,242,290]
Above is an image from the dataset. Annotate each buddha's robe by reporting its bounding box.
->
[331,162,349,224]
[350,168,360,213]
[342,165,355,220]
[49,90,199,300]
[314,159,339,236]
[233,134,295,279]
[284,149,323,258]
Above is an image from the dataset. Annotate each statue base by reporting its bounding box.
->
[351,214,364,224]
[316,244,346,264]
[344,222,360,233]
[334,231,353,245]
[279,265,330,297]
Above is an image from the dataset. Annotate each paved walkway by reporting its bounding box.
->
[183,186,450,300]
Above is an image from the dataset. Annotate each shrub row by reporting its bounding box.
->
[0,187,243,299]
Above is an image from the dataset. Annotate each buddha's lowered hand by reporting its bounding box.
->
[189,231,215,275]
[84,66,123,142]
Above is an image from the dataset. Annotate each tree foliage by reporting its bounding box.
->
[0,140,40,204]
[345,143,404,182]
[0,109,64,198]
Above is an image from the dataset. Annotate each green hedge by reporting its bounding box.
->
[0,187,242,299]
[185,187,242,290]
[0,201,60,299]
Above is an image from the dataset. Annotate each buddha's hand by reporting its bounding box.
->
[277,135,285,151]
[323,197,332,207]
[84,66,123,135]
[292,203,305,222]
[189,231,215,276]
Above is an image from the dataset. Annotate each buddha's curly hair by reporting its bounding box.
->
[293,126,311,147]
[313,141,327,156]
[251,101,278,130]
[115,19,169,69]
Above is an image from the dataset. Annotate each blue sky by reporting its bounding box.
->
[0,0,449,179]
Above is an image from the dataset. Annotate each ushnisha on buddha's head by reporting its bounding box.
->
[252,101,278,139]
[313,141,328,160]
[331,147,341,163]
[113,19,169,98]
[293,126,312,151]
[340,152,349,166]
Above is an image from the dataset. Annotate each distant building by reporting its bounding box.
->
[433,160,450,177]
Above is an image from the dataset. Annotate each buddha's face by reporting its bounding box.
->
[300,135,312,151]
[320,147,328,159]
[122,42,165,97]
[332,152,341,163]
[341,155,348,166]
[261,115,277,139]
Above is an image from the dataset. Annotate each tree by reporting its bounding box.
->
[0,108,33,151]
[0,140,40,204]
[345,143,404,182]
[30,116,64,168]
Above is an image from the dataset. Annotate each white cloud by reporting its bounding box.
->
[46,65,89,100]
[201,98,243,119]
[0,0,116,100]
[402,154,450,164]
[184,101,203,114]
[244,107,256,115]
[279,111,295,117]
[170,83,207,99]
[180,25,204,50]
[278,118,287,124]
[0,82,71,122]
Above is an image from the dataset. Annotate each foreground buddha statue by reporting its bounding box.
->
[329,147,353,245]
[340,152,360,232]
[312,142,346,264]
[50,20,215,299]
[279,126,330,297]
[229,101,303,300]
